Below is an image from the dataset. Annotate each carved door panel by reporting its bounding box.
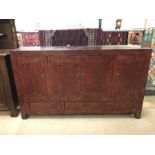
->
[47,55,81,100]
[81,54,115,101]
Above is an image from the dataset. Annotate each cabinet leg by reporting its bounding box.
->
[21,113,29,119]
[135,112,141,119]
[10,112,18,117]
[10,109,19,117]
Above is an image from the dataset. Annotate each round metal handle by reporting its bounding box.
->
[116,72,120,76]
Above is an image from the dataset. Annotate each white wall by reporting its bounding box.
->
[0,0,155,31]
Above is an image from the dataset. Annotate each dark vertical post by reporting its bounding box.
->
[98,19,102,29]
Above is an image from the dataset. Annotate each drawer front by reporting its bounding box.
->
[81,102,115,114]
[64,101,116,114]
[64,102,81,114]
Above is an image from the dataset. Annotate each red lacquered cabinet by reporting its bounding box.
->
[10,46,152,119]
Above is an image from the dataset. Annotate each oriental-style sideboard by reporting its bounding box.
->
[10,46,152,119]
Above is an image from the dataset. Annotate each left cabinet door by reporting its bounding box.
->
[15,54,47,113]
[47,55,81,101]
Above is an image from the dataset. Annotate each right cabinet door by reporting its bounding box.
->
[81,54,115,101]
[115,54,146,102]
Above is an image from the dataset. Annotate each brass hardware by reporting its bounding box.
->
[116,72,120,76]
[76,73,84,80]
[81,73,84,80]
[40,73,44,80]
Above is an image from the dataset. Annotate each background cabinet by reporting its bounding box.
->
[0,52,18,116]
[10,47,151,119]
[0,19,18,49]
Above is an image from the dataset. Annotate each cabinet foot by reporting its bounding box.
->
[10,112,18,117]
[21,113,29,119]
[135,112,141,119]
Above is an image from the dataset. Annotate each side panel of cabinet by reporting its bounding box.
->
[0,59,7,110]
[81,54,115,100]
[0,55,18,116]
[46,55,81,101]
[16,54,47,113]
[0,76,5,108]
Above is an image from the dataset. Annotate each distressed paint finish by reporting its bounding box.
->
[10,46,152,119]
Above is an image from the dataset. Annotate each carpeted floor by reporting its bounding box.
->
[0,96,155,135]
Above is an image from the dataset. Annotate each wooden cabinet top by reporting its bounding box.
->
[11,45,152,53]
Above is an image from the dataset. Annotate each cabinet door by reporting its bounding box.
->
[81,54,115,100]
[47,55,81,100]
[17,55,47,102]
[115,54,146,101]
